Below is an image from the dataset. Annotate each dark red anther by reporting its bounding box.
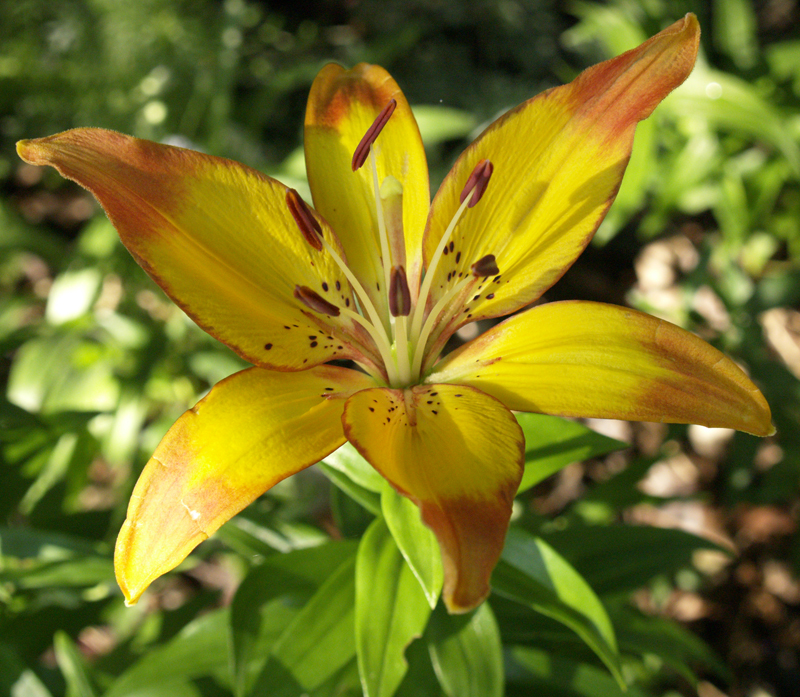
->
[351,99,397,171]
[471,254,499,277]
[294,285,340,316]
[286,189,323,251]
[389,265,412,317]
[459,159,493,208]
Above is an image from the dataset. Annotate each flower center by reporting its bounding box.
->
[289,101,495,388]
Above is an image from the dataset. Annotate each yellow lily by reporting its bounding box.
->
[17,14,772,614]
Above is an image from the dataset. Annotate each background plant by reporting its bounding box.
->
[1,1,798,696]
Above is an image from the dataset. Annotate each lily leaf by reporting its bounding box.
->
[381,482,443,608]
[515,413,626,492]
[250,556,357,696]
[427,603,503,697]
[510,646,645,697]
[105,609,230,697]
[53,631,97,697]
[230,542,357,696]
[492,528,622,686]
[540,524,729,597]
[356,517,432,697]
[323,441,385,493]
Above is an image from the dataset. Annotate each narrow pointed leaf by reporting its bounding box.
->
[356,518,432,697]
[105,610,230,697]
[492,528,622,686]
[381,482,444,608]
[251,557,356,695]
[515,413,627,492]
[319,462,382,515]
[511,646,644,697]
[53,632,97,697]
[230,543,357,697]
[427,603,503,697]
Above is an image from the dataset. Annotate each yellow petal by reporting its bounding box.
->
[16,129,379,372]
[115,365,375,605]
[428,301,774,437]
[342,385,524,613]
[420,15,700,349]
[305,63,430,308]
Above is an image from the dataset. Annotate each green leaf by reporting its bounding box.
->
[493,528,622,686]
[320,461,382,515]
[105,609,230,697]
[323,441,384,493]
[381,482,443,609]
[712,0,758,70]
[356,517,432,697]
[0,643,53,697]
[395,637,444,697]
[251,555,357,696]
[515,413,626,492]
[540,524,729,596]
[53,631,97,697]
[510,646,647,697]
[671,66,800,176]
[412,105,477,145]
[427,603,503,697]
[614,605,728,684]
[0,557,114,590]
[230,542,357,696]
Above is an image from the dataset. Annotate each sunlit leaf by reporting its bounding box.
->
[427,603,503,697]
[381,482,443,608]
[251,556,356,695]
[356,517,432,697]
[515,413,626,492]
[493,528,622,685]
[540,524,729,596]
[53,631,97,697]
[105,610,230,697]
[230,542,357,696]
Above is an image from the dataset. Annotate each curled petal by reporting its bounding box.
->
[343,385,524,613]
[17,130,376,371]
[115,365,375,605]
[428,301,774,437]
[421,14,700,344]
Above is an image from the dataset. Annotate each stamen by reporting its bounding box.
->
[294,286,340,316]
[352,99,397,171]
[286,189,322,251]
[459,159,493,208]
[410,274,474,378]
[471,254,499,277]
[389,266,411,317]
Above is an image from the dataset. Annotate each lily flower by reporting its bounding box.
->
[17,14,772,613]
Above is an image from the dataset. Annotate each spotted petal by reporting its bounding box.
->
[115,365,375,605]
[420,14,700,350]
[17,130,378,372]
[342,384,524,613]
[428,301,774,437]
[305,63,430,312]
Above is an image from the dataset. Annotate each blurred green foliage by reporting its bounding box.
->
[2,1,800,696]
